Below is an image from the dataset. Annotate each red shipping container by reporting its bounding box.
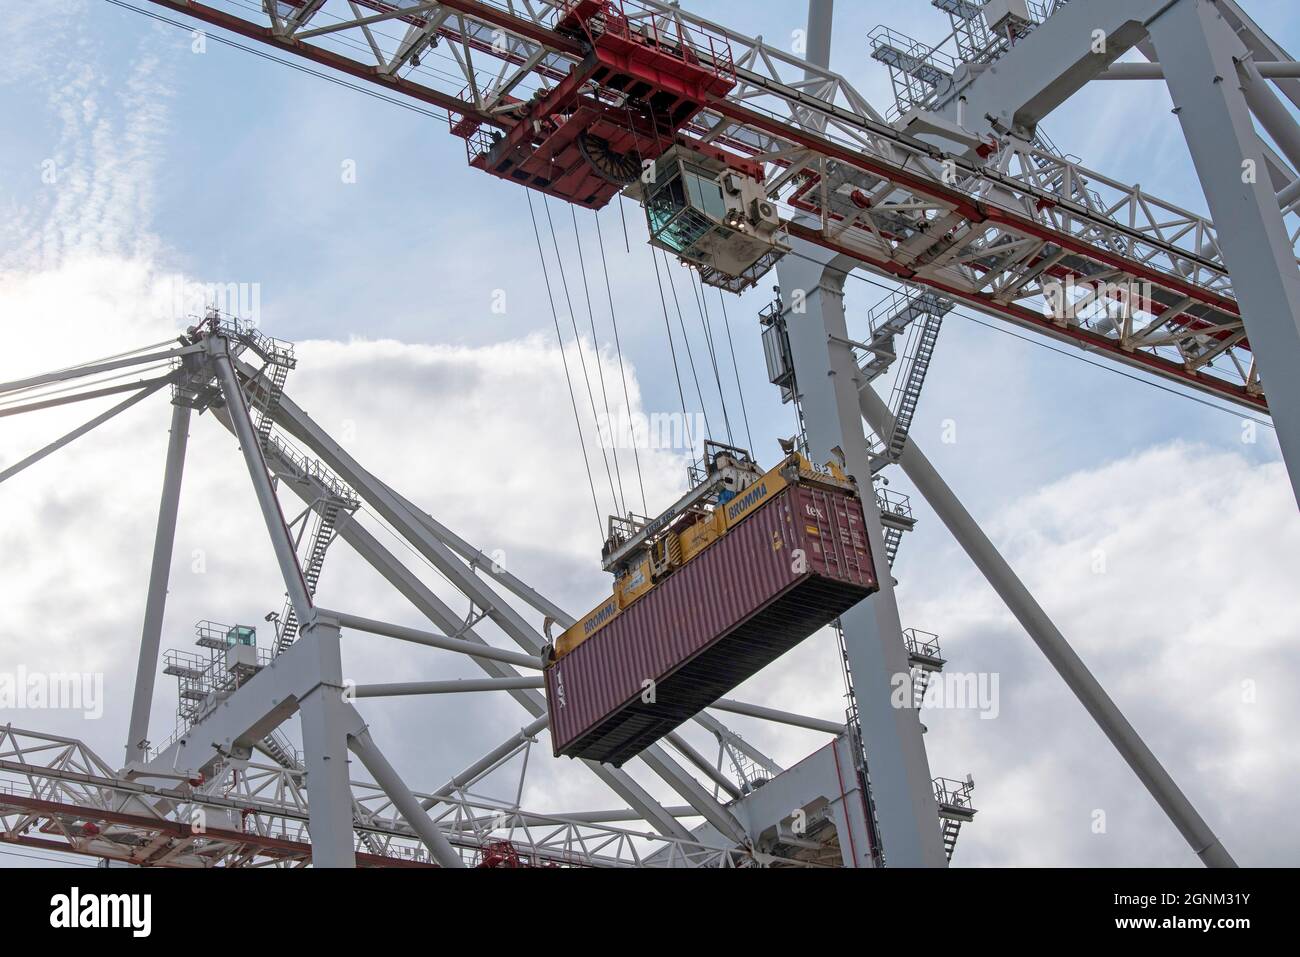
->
[545,481,878,766]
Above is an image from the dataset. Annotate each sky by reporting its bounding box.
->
[0,0,1298,868]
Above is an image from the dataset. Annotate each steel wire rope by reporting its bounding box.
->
[613,96,700,465]
[688,269,734,446]
[715,287,756,454]
[593,208,649,514]
[525,191,605,537]
[541,197,621,520]
[648,245,696,450]
[636,96,717,448]
[570,205,628,518]
[659,249,716,446]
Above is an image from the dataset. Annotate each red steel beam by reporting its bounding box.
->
[140,0,498,125]
[786,221,1266,411]
[0,792,434,867]
[136,0,1263,410]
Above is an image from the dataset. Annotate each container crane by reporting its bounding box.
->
[10,0,1291,868]
[134,0,1278,417]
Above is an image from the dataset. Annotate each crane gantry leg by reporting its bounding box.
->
[295,626,359,869]
[1148,0,1300,508]
[125,399,192,769]
[776,239,948,868]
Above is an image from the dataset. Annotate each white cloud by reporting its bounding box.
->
[1,1,174,270]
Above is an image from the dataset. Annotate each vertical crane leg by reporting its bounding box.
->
[124,401,191,768]
[776,240,947,867]
[297,625,358,869]
[1149,0,1300,508]
[803,0,834,81]
[859,386,1237,868]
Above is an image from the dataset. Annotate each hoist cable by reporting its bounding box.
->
[525,191,604,537]
[570,205,628,518]
[690,270,734,446]
[649,245,694,443]
[594,208,649,515]
[717,288,757,454]
[541,196,621,519]
[617,194,633,254]
[659,248,715,444]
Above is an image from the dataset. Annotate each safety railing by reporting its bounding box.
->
[265,433,358,507]
[875,487,913,521]
[903,628,943,661]
[557,0,736,82]
[933,776,976,812]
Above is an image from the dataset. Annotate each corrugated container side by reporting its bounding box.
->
[545,481,877,764]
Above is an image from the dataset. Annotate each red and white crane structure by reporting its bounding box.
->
[4,0,1298,867]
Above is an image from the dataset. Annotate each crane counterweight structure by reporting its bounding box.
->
[5,0,1296,867]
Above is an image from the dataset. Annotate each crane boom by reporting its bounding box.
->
[131,0,1279,411]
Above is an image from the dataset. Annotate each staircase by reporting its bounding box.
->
[274,498,346,656]
[933,776,977,863]
[253,433,359,657]
[941,816,964,861]
[253,359,290,451]
[885,311,944,461]
[883,526,903,568]
[859,287,952,385]
[244,338,293,455]
[257,727,301,769]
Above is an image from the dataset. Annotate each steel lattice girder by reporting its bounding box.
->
[128,0,1278,410]
[0,726,810,868]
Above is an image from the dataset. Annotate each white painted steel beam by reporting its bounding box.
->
[321,608,546,672]
[710,697,845,736]
[348,724,465,868]
[859,385,1235,868]
[353,677,545,697]
[1098,61,1300,79]
[212,349,314,620]
[665,731,744,801]
[296,622,359,868]
[0,379,169,488]
[1148,0,1300,508]
[776,239,946,867]
[125,396,191,768]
